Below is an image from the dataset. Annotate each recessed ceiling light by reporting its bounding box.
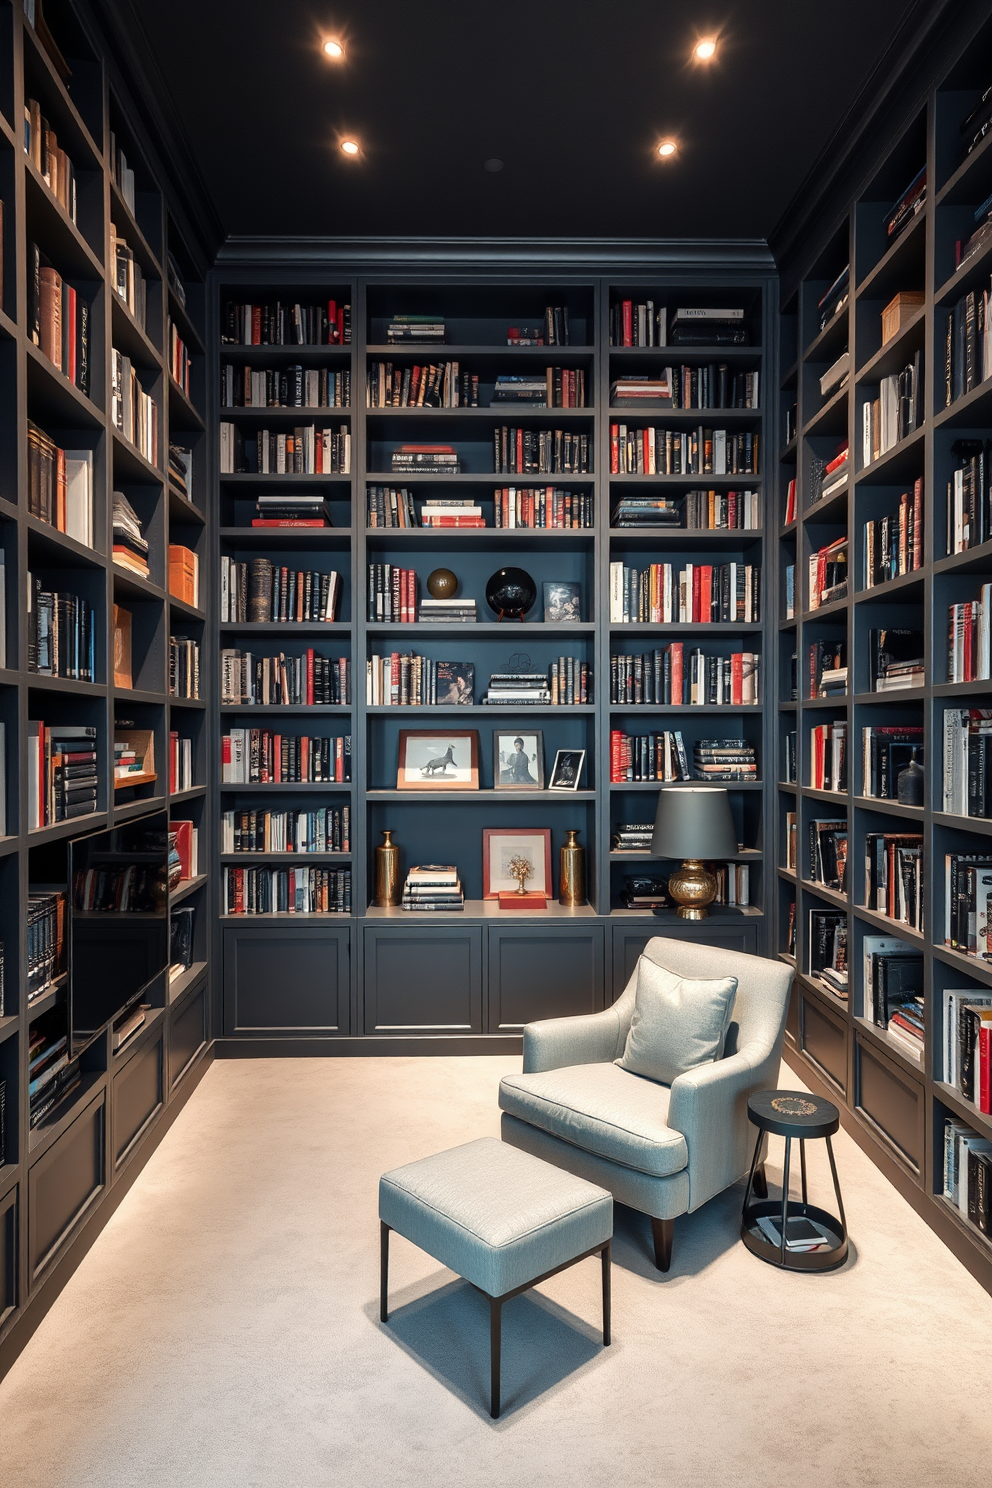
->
[694,37,717,61]
[657,139,678,159]
[340,138,360,156]
[484,158,504,173]
[322,37,344,58]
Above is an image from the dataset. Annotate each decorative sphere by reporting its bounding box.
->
[485,567,537,619]
[427,568,458,599]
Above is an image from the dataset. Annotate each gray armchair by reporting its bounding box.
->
[499,937,793,1272]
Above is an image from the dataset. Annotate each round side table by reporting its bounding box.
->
[741,1089,848,1272]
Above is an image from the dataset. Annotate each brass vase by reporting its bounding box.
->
[374,829,402,907]
[667,859,717,919]
[559,829,587,906]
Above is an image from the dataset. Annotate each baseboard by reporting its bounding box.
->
[213,1034,524,1057]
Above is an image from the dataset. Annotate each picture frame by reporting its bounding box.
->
[396,730,480,790]
[543,581,582,623]
[483,828,553,898]
[434,661,475,706]
[548,748,586,791]
[493,730,544,789]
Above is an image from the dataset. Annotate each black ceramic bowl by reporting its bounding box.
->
[485,567,537,619]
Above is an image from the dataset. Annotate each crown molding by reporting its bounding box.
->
[215,236,776,274]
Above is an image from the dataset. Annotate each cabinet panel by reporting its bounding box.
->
[28,1091,105,1283]
[364,927,482,1033]
[224,927,350,1035]
[611,920,760,1003]
[487,926,604,1030]
[855,1036,924,1176]
[0,1183,17,1329]
[170,979,207,1090]
[112,1032,163,1169]
[800,992,848,1095]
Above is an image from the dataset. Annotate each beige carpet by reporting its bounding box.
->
[0,1054,989,1488]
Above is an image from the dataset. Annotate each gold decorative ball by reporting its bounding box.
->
[427,568,458,599]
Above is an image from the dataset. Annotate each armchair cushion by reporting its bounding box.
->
[615,957,738,1086]
[498,1062,688,1178]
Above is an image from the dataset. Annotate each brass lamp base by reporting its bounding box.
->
[667,858,716,919]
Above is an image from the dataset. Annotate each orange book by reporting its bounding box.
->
[168,544,199,606]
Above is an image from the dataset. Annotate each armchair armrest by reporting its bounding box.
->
[522,1007,623,1074]
[666,1047,768,1212]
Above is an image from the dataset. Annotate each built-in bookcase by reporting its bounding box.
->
[777,7,992,1295]
[0,0,213,1367]
[210,268,773,1041]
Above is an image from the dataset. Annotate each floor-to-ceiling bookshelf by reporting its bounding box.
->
[0,0,213,1370]
[209,264,774,1048]
[776,6,992,1293]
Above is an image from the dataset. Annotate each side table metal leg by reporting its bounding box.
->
[780,1136,792,1267]
[379,1222,389,1323]
[825,1135,847,1240]
[601,1241,612,1347]
[490,1296,502,1419]
[799,1138,808,1210]
[742,1128,763,1221]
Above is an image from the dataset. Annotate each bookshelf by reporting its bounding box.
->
[0,0,214,1370]
[776,9,992,1296]
[210,271,773,1043]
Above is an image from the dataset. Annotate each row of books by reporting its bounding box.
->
[866,832,923,930]
[818,266,849,331]
[608,561,761,624]
[610,732,757,783]
[609,305,749,348]
[863,726,923,801]
[366,656,474,707]
[26,422,93,545]
[219,558,343,624]
[27,890,65,999]
[169,636,200,699]
[220,650,351,706]
[112,227,146,328]
[221,806,350,854]
[27,723,97,827]
[808,536,848,610]
[110,132,136,212]
[860,355,922,465]
[391,443,459,474]
[112,349,157,464]
[492,370,586,407]
[222,866,352,914]
[221,364,350,409]
[222,299,351,345]
[809,721,847,793]
[809,908,848,996]
[169,322,192,397]
[28,580,95,680]
[29,243,90,395]
[367,361,478,408]
[947,438,991,554]
[219,423,352,475]
[808,817,847,892]
[169,731,194,795]
[611,490,760,529]
[402,864,464,912]
[943,1119,992,1236]
[611,365,758,410]
[364,484,593,529]
[609,647,759,706]
[942,988,992,1108]
[942,709,992,817]
[24,97,77,221]
[943,282,992,408]
[945,850,992,960]
[886,168,926,241]
[948,590,991,682]
[28,1015,79,1131]
[220,731,352,784]
[493,428,590,475]
[809,639,845,696]
[864,481,923,587]
[609,424,759,476]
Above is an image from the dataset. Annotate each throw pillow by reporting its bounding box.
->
[616,956,738,1085]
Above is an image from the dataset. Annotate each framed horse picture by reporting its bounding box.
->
[396,730,480,790]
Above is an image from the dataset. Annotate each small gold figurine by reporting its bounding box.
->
[507,855,533,895]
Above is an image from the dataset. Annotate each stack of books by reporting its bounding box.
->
[386,316,445,344]
[402,865,464,912]
[870,627,926,691]
[693,738,757,781]
[419,597,477,624]
[253,492,331,528]
[28,1018,79,1130]
[420,499,484,528]
[818,266,849,329]
[955,191,992,269]
[169,443,193,500]
[865,938,925,1059]
[669,307,747,346]
[819,352,850,401]
[809,908,848,997]
[484,672,551,705]
[114,738,144,781]
[885,168,926,241]
[610,375,672,406]
[815,445,849,504]
[391,443,460,474]
[611,496,681,528]
[612,823,654,853]
[491,375,548,405]
[27,723,98,826]
[112,491,149,576]
[621,875,670,909]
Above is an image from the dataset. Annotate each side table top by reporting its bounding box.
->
[747,1089,840,1140]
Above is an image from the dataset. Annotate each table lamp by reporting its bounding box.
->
[651,786,738,918]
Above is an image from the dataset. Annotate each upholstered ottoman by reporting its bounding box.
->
[378,1136,613,1417]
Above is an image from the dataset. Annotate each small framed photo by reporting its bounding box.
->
[549,748,586,791]
[435,661,475,706]
[397,730,480,790]
[494,730,544,789]
[543,581,581,623]
[483,828,553,898]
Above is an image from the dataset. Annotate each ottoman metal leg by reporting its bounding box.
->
[601,1240,612,1346]
[380,1221,390,1323]
[490,1297,502,1418]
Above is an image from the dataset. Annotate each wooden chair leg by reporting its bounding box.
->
[651,1216,674,1272]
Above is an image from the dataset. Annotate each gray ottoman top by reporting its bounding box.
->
[379,1137,612,1298]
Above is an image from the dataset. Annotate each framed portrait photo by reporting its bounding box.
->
[493,729,544,789]
[483,828,553,898]
[548,748,586,791]
[396,730,480,790]
[543,581,582,623]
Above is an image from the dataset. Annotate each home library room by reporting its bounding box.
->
[776,8,992,1294]
[210,268,773,1042]
[0,0,213,1366]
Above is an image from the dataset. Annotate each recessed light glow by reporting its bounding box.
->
[657,139,678,158]
[340,138,360,156]
[322,37,344,58]
[694,37,717,60]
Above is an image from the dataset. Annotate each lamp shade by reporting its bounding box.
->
[651,786,737,859]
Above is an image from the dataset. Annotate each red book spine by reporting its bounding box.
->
[272,733,281,785]
[610,729,622,783]
[610,423,619,475]
[670,643,684,705]
[170,730,178,794]
[731,653,743,706]
[692,567,701,624]
[980,1025,991,1115]
[335,736,344,782]
[516,428,523,475]
[306,649,314,706]
[965,601,974,682]
[328,300,337,343]
[912,477,923,570]
[622,300,632,347]
[251,305,261,344]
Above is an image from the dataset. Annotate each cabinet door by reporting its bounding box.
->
[28,1090,106,1284]
[799,988,848,1097]
[0,1183,17,1331]
[170,977,207,1090]
[487,925,604,1031]
[364,926,482,1033]
[112,1029,164,1171]
[611,920,760,1002]
[855,1034,924,1179]
[224,927,350,1035]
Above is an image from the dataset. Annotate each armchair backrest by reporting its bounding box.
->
[612,937,793,1067]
